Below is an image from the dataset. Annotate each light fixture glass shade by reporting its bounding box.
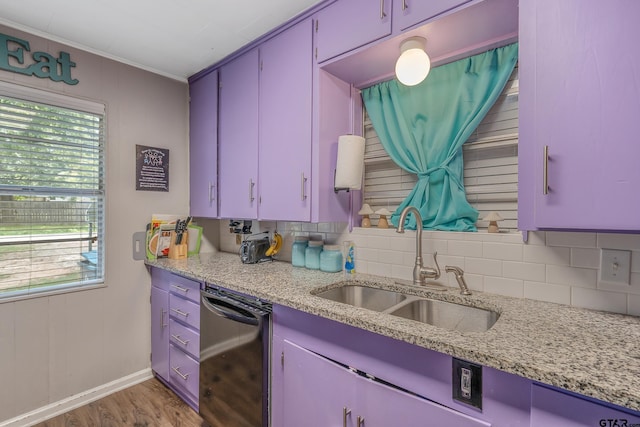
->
[395,37,431,86]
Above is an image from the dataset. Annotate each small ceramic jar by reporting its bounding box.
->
[304,240,323,270]
[320,245,343,273]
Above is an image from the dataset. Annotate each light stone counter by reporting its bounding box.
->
[146,252,640,412]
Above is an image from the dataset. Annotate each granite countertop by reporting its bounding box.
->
[146,251,640,412]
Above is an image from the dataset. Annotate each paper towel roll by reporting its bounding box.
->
[334,135,365,191]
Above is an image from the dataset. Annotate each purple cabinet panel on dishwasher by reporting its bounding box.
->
[218,49,259,219]
[189,69,218,218]
[393,0,472,31]
[519,0,640,231]
[315,0,391,63]
[531,384,640,426]
[258,19,313,221]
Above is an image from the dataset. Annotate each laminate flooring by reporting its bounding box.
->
[34,378,210,427]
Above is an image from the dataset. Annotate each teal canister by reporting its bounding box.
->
[304,240,324,270]
[291,236,309,268]
[320,244,343,273]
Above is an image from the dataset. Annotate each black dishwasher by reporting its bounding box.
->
[199,285,271,427]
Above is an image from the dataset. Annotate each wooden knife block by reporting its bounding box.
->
[168,231,188,260]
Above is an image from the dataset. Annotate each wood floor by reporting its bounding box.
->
[34,378,210,427]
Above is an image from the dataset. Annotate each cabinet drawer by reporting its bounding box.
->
[169,294,200,330]
[169,344,199,401]
[170,318,200,360]
[167,275,201,303]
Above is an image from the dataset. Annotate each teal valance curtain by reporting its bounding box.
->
[361,43,518,231]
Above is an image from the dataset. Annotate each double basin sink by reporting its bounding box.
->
[313,283,499,333]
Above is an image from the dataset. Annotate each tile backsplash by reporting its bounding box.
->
[218,221,640,316]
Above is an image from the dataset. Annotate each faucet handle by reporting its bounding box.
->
[431,252,441,279]
[420,251,441,280]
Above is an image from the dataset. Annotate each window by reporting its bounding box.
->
[0,82,105,299]
[362,65,519,231]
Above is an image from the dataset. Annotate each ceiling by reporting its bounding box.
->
[0,0,325,81]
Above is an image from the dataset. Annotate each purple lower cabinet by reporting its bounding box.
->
[151,286,169,381]
[531,384,640,427]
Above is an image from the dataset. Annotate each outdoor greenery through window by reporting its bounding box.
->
[0,85,105,299]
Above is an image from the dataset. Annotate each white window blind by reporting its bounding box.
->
[363,65,519,231]
[0,85,105,299]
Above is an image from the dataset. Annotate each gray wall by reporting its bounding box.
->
[0,25,189,423]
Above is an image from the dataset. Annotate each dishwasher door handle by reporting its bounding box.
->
[201,294,260,326]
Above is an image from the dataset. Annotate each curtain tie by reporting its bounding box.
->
[418,165,463,188]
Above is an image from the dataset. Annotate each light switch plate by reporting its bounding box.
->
[599,249,631,285]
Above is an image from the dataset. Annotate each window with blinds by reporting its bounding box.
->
[0,83,105,299]
[363,65,519,231]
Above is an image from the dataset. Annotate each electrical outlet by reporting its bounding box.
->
[600,249,631,285]
[452,358,482,409]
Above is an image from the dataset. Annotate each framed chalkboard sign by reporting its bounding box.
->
[136,145,169,192]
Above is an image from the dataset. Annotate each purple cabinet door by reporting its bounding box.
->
[282,340,357,427]
[219,49,259,219]
[151,285,169,381]
[258,19,313,221]
[531,384,640,426]
[189,70,218,218]
[315,0,391,63]
[282,339,490,427]
[393,0,471,31]
[519,0,640,231]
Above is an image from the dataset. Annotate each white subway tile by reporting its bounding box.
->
[524,281,571,305]
[597,233,640,250]
[448,240,483,257]
[546,232,597,248]
[546,265,597,288]
[391,264,413,282]
[465,257,502,276]
[632,251,640,273]
[571,248,600,269]
[422,238,448,255]
[358,247,378,262]
[317,222,333,233]
[378,249,404,265]
[438,255,465,270]
[367,261,393,278]
[478,232,525,244]
[571,287,628,314]
[628,294,640,316]
[301,223,319,232]
[526,231,546,246]
[502,261,546,282]
[484,276,524,298]
[598,272,640,295]
[389,236,412,252]
[483,242,523,261]
[523,245,571,266]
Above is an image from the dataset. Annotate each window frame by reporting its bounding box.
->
[0,81,106,301]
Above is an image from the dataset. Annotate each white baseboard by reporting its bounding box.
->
[0,368,153,427]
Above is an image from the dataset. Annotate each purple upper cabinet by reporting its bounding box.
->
[258,19,313,222]
[392,0,471,32]
[531,384,640,426]
[519,0,640,231]
[315,0,391,63]
[189,70,218,218]
[218,49,260,219]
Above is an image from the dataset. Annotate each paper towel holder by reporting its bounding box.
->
[334,134,365,193]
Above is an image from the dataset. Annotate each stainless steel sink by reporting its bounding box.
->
[314,284,407,312]
[389,298,499,333]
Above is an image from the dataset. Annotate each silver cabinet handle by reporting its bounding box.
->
[249,178,255,202]
[160,308,167,328]
[301,173,308,201]
[171,284,189,294]
[402,0,408,10]
[171,308,189,317]
[172,366,189,380]
[357,415,365,427]
[343,407,351,427]
[208,181,215,204]
[171,334,189,346]
[543,145,549,195]
[380,0,387,19]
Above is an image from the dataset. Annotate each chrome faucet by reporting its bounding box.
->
[396,206,440,287]
[445,266,472,295]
